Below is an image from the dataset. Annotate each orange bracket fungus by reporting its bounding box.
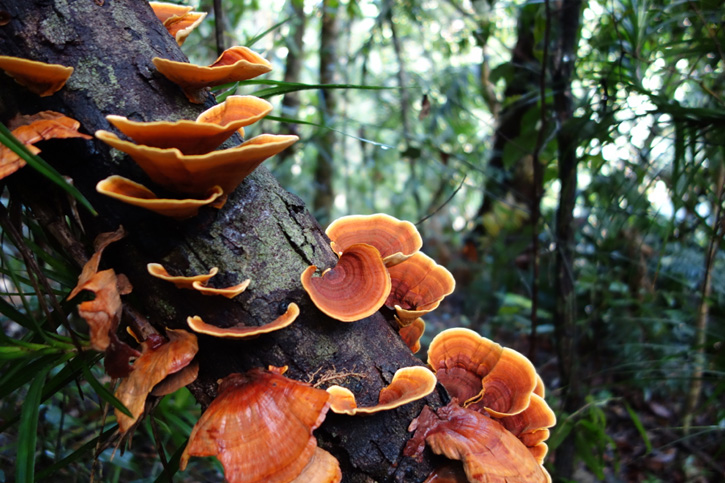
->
[0,55,73,96]
[114,329,198,433]
[162,10,206,46]
[151,360,200,397]
[190,278,251,298]
[326,366,437,415]
[147,262,218,289]
[291,447,341,483]
[1,111,91,179]
[149,1,193,23]
[180,367,331,483]
[104,95,273,155]
[326,213,423,267]
[427,328,537,416]
[399,317,426,354]
[498,393,557,464]
[153,46,273,103]
[97,175,223,220]
[95,129,298,197]
[301,243,391,322]
[386,251,456,325]
[404,402,552,483]
[186,303,299,339]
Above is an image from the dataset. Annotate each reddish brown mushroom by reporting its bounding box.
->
[180,368,331,483]
[399,317,425,354]
[147,262,218,289]
[498,393,557,464]
[105,96,273,155]
[326,366,436,415]
[326,213,423,267]
[301,243,391,322]
[385,251,455,325]
[426,327,502,405]
[0,56,73,96]
[149,1,193,23]
[1,111,91,179]
[153,46,273,103]
[163,10,206,46]
[95,130,298,197]
[190,278,250,298]
[186,303,299,339]
[290,448,341,483]
[404,402,551,483]
[114,329,198,433]
[96,175,223,220]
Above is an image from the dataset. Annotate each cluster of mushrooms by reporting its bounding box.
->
[0,2,556,482]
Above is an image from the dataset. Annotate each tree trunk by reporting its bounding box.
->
[551,0,584,479]
[0,1,442,481]
[313,0,339,224]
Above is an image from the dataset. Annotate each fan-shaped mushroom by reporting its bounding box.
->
[399,317,425,354]
[180,368,330,483]
[153,46,272,103]
[404,402,551,483]
[95,130,298,197]
[385,252,455,325]
[97,175,223,220]
[187,303,299,339]
[326,366,436,415]
[301,243,391,322]
[0,56,73,96]
[105,96,273,155]
[326,213,422,267]
[147,263,219,289]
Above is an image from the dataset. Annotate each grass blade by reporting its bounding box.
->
[35,426,117,480]
[16,366,51,483]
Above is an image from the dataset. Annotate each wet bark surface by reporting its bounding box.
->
[0,1,443,481]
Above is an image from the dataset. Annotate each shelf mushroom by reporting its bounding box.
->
[385,251,456,326]
[180,367,332,483]
[0,56,73,96]
[301,243,391,322]
[97,175,223,220]
[326,213,423,267]
[104,96,273,155]
[1,111,91,179]
[95,129,298,197]
[326,366,436,415]
[404,402,552,483]
[153,46,273,103]
[186,303,299,339]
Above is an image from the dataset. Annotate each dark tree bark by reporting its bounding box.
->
[0,1,444,481]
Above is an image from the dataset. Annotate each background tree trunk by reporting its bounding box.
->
[0,1,443,481]
[313,0,340,225]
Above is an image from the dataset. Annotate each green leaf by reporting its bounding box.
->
[625,401,652,453]
[81,365,133,417]
[0,123,96,215]
[153,440,187,483]
[16,366,50,483]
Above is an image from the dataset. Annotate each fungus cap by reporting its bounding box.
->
[326,213,422,267]
[385,252,455,325]
[95,130,298,196]
[186,303,299,339]
[180,368,330,483]
[301,243,391,322]
[290,447,341,483]
[96,175,223,220]
[0,56,73,96]
[404,403,551,483]
[105,96,272,155]
[153,46,272,103]
[149,2,193,23]
[190,278,250,298]
[326,366,436,415]
[163,11,206,45]
[147,263,219,289]
[399,317,425,354]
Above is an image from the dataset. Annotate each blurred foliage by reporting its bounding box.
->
[2,0,724,481]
